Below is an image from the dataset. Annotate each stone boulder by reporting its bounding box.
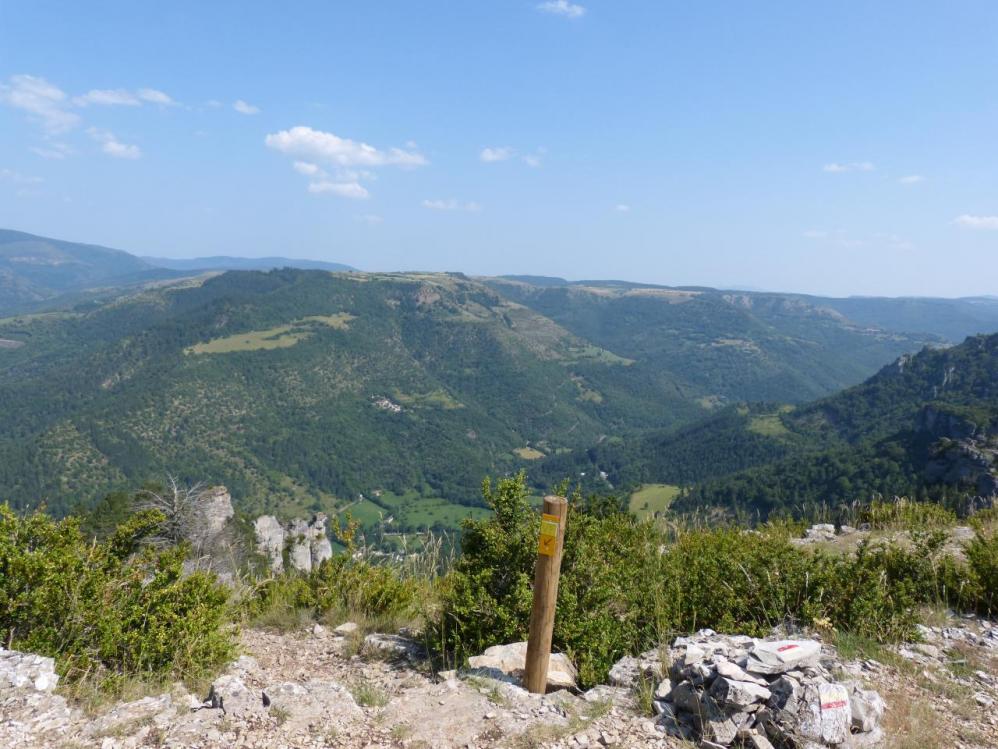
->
[0,649,59,692]
[467,641,578,691]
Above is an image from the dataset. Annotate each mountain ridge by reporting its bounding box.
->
[0,267,941,523]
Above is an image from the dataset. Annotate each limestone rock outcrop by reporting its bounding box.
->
[253,513,333,573]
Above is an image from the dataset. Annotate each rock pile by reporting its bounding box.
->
[253,512,333,573]
[793,524,859,545]
[628,630,885,748]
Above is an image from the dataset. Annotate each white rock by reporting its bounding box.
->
[0,650,59,692]
[715,657,769,686]
[467,641,577,691]
[208,674,265,717]
[654,679,672,700]
[364,633,424,661]
[746,639,821,675]
[253,515,285,573]
[709,676,771,707]
[850,686,886,732]
[817,682,852,745]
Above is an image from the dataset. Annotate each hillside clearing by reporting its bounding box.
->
[186,313,355,354]
[628,483,681,518]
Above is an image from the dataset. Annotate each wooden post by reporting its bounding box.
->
[524,494,568,694]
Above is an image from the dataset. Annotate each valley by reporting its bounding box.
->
[0,238,995,538]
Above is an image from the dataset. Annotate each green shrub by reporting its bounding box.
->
[859,498,957,530]
[656,527,819,637]
[432,473,667,687]
[815,533,949,641]
[432,478,984,686]
[0,505,235,689]
[957,524,998,616]
[247,555,425,633]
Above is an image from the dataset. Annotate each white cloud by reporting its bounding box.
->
[73,88,141,107]
[30,142,71,160]
[87,128,141,159]
[268,126,425,199]
[522,154,541,168]
[538,1,586,18]
[955,214,998,230]
[356,214,384,224]
[265,126,427,167]
[822,161,875,173]
[307,180,369,199]
[0,74,80,133]
[74,87,176,107]
[422,199,481,212]
[293,161,321,176]
[480,146,514,162]
[898,175,925,185]
[233,99,260,115]
[137,88,176,106]
[614,204,631,212]
[0,168,43,184]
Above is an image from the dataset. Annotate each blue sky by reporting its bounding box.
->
[1,1,996,297]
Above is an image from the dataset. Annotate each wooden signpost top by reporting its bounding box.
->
[524,494,568,694]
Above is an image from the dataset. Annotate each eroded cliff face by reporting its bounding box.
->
[918,406,998,508]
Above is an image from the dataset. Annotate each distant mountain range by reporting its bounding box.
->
[1,230,997,528]
[0,229,354,315]
[140,256,354,273]
[0,264,980,523]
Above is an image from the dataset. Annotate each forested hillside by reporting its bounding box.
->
[484,278,940,403]
[0,267,939,523]
[0,229,157,313]
[549,334,998,518]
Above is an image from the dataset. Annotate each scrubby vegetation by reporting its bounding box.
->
[431,474,998,688]
[0,505,234,693]
[3,472,995,698]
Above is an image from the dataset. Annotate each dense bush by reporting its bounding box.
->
[957,521,998,616]
[432,475,995,687]
[0,505,234,688]
[859,498,957,530]
[432,473,671,687]
[655,527,818,637]
[248,554,426,631]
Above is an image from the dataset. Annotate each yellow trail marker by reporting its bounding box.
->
[538,513,559,556]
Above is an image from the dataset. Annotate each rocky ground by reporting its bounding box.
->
[3,613,998,749]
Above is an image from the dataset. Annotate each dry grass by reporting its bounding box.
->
[883,698,947,749]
